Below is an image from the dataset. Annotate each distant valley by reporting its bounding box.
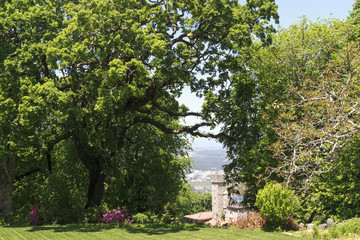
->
[186,147,229,193]
[188,147,229,171]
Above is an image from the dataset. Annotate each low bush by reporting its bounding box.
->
[130,185,212,224]
[132,208,178,224]
[171,184,212,220]
[327,218,360,239]
[132,213,150,224]
[308,218,360,239]
[82,202,110,224]
[101,207,133,225]
[255,182,298,230]
[231,212,265,230]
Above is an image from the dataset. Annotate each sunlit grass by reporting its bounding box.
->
[0,224,310,240]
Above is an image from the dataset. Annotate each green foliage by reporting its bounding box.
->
[217,16,360,225]
[265,27,360,223]
[255,182,298,229]
[160,203,173,224]
[13,140,88,225]
[170,184,212,219]
[311,218,360,239]
[11,131,191,224]
[129,184,211,224]
[219,17,349,209]
[328,218,360,239]
[0,212,30,226]
[132,213,150,224]
[103,125,191,214]
[348,0,360,40]
[308,135,360,222]
[82,203,110,224]
[0,0,279,215]
[126,211,162,224]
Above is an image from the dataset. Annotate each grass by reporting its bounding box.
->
[0,223,311,240]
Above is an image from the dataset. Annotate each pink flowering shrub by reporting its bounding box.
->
[28,204,39,226]
[101,208,133,225]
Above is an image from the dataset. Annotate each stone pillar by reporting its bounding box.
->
[0,157,15,216]
[211,174,227,221]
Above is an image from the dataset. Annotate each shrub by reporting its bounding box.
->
[146,212,161,223]
[160,203,172,223]
[28,204,39,226]
[13,141,88,225]
[327,218,360,239]
[171,184,212,220]
[0,203,34,226]
[255,182,298,230]
[132,213,150,224]
[101,207,133,225]
[231,212,265,229]
[83,202,109,224]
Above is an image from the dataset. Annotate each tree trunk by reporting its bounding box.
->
[73,136,107,209]
[85,166,106,209]
[0,156,15,216]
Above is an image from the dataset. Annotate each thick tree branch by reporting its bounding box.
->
[15,168,42,181]
[45,132,71,173]
[127,116,235,140]
[151,100,204,117]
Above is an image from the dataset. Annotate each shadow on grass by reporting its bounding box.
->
[124,223,207,235]
[4,225,103,233]
[3,223,207,235]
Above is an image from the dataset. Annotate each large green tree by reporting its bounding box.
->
[267,31,360,221]
[0,0,278,209]
[218,16,360,222]
[212,18,350,207]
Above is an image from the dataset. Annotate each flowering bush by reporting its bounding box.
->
[231,211,265,230]
[101,208,133,225]
[28,204,39,226]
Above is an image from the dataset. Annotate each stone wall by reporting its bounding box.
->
[0,157,15,216]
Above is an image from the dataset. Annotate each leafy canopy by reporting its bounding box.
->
[0,0,279,209]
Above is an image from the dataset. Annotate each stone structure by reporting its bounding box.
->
[210,174,246,221]
[0,157,15,216]
[210,174,227,221]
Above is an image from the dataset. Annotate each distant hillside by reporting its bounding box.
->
[188,147,229,170]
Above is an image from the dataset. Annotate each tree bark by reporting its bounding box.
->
[85,164,106,209]
[0,156,15,216]
[73,136,107,209]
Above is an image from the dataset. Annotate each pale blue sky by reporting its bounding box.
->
[276,0,354,28]
[179,0,356,149]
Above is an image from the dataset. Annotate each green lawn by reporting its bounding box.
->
[0,224,310,240]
